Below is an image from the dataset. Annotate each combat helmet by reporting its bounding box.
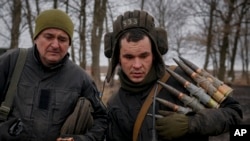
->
[104,10,168,82]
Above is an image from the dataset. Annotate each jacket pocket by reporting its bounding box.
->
[52,89,79,124]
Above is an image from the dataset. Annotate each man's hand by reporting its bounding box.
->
[155,110,189,140]
[57,137,74,141]
[58,135,87,141]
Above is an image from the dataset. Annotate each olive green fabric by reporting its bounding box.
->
[0,48,28,122]
[60,97,93,134]
[155,110,189,140]
[33,9,74,44]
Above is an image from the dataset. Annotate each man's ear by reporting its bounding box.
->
[104,32,113,58]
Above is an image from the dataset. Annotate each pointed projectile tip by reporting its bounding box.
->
[178,56,199,71]
[178,56,189,65]
[172,58,179,63]
[173,58,183,68]
[166,66,188,86]
[178,56,186,61]
[174,57,198,77]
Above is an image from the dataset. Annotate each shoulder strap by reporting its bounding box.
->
[0,48,28,121]
[132,65,177,141]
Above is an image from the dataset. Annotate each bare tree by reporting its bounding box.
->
[216,0,234,81]
[228,0,249,81]
[203,0,216,70]
[53,0,58,8]
[91,0,107,89]
[0,1,11,47]
[79,0,87,68]
[35,0,40,14]
[24,0,34,44]
[9,0,22,49]
[241,13,250,84]
[140,0,145,10]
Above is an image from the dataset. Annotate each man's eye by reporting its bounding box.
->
[58,37,68,42]
[44,35,53,39]
[140,54,149,58]
[124,55,133,59]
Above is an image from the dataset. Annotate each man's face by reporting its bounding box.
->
[119,36,153,83]
[34,28,70,67]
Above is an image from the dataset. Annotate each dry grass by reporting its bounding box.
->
[101,80,120,106]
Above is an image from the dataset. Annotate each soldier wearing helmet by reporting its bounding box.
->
[104,10,242,141]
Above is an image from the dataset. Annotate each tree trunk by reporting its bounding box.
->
[228,0,248,82]
[25,0,34,44]
[53,0,58,8]
[35,0,40,14]
[242,18,249,84]
[91,0,107,90]
[79,0,87,69]
[9,0,22,49]
[218,1,234,81]
[204,0,215,70]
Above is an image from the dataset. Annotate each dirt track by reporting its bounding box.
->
[232,85,250,124]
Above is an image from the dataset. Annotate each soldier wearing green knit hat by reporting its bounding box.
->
[0,9,108,141]
[33,9,74,67]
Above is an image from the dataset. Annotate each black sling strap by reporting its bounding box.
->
[0,48,28,121]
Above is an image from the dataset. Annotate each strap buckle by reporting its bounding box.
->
[0,105,10,121]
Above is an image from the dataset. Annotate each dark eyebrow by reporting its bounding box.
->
[122,53,134,58]
[43,32,53,36]
[140,52,150,56]
[122,51,150,59]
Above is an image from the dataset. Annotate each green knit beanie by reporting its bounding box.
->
[34,9,74,44]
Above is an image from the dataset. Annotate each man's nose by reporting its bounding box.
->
[51,39,60,48]
[132,58,142,68]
